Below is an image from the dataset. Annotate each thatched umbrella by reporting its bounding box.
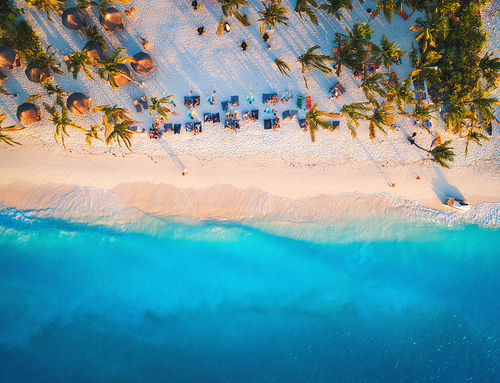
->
[0,46,16,69]
[115,63,131,87]
[67,93,90,114]
[17,103,41,124]
[99,7,123,31]
[25,63,50,83]
[131,52,153,75]
[62,7,86,31]
[85,43,105,66]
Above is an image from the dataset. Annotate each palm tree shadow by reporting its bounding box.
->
[162,141,187,174]
[430,167,465,204]
[357,139,394,187]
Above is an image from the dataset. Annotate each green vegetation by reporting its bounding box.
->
[0,112,24,146]
[305,102,339,142]
[258,0,289,33]
[298,45,334,89]
[149,95,179,121]
[274,58,292,77]
[295,0,319,25]
[26,0,67,22]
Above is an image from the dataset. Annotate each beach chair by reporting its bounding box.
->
[174,124,182,134]
[243,111,250,123]
[133,99,142,113]
[234,120,241,130]
[271,93,278,103]
[299,119,308,131]
[204,113,212,123]
[63,55,71,70]
[128,125,144,133]
[290,110,298,120]
[184,96,194,108]
[185,122,194,132]
[264,119,272,130]
[140,96,149,110]
[194,122,202,134]
[230,95,239,106]
[282,110,290,121]
[336,82,346,95]
[329,86,341,99]
[329,121,340,131]
[165,123,173,134]
[332,46,339,59]
[221,101,229,111]
[193,96,200,108]
[13,55,21,68]
[272,117,281,130]
[262,94,271,103]
[251,110,259,120]
[399,10,409,20]
[296,95,303,109]
[306,96,312,110]
[487,122,493,136]
[212,113,220,123]
[224,120,233,129]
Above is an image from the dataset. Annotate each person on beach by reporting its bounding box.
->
[225,22,231,33]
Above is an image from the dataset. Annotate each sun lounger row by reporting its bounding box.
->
[282,110,298,121]
[221,96,239,111]
[133,96,149,113]
[264,117,281,130]
[263,93,278,104]
[243,110,259,122]
[224,119,241,130]
[185,122,202,134]
[184,96,200,108]
[204,112,220,123]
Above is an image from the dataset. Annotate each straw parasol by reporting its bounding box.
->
[25,63,50,83]
[115,63,131,86]
[99,7,123,31]
[85,43,105,65]
[0,46,16,69]
[62,7,86,31]
[131,52,153,75]
[17,103,41,124]
[66,93,90,115]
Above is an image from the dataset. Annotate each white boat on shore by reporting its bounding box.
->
[445,197,471,212]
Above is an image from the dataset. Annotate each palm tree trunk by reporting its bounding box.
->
[119,71,143,86]
[1,92,18,97]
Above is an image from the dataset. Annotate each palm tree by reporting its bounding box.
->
[93,104,133,138]
[97,0,131,18]
[412,139,455,169]
[26,44,66,77]
[26,0,67,22]
[366,103,397,140]
[465,90,499,129]
[305,102,338,142]
[298,45,334,89]
[43,103,84,150]
[411,101,438,132]
[68,50,99,81]
[341,102,370,138]
[408,14,448,53]
[369,0,401,25]
[360,72,386,106]
[0,112,24,146]
[85,124,103,147]
[82,26,107,52]
[478,51,500,87]
[24,79,70,106]
[295,0,319,25]
[258,0,289,34]
[75,0,98,11]
[0,72,17,97]
[149,96,179,121]
[319,0,353,21]
[404,0,430,17]
[463,125,489,159]
[383,74,414,115]
[336,21,374,53]
[443,102,468,135]
[274,58,292,77]
[105,121,133,152]
[97,47,142,89]
[216,0,251,36]
[375,34,406,71]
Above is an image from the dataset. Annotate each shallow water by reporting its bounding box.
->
[1,188,500,382]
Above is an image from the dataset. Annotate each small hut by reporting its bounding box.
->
[67,93,90,115]
[0,46,16,69]
[99,7,123,32]
[131,52,153,75]
[25,63,50,83]
[114,64,131,87]
[17,103,41,125]
[85,43,105,66]
[62,7,87,31]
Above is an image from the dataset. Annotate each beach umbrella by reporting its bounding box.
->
[17,103,41,124]
[85,43,105,65]
[0,46,16,69]
[115,63,131,86]
[25,63,50,83]
[131,52,153,75]
[66,92,90,115]
[62,7,86,31]
[99,7,123,32]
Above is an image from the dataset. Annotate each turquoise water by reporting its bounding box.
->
[1,202,500,382]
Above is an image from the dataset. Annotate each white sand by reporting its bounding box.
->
[1,0,500,216]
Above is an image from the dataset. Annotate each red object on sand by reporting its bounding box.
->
[399,11,409,20]
[306,96,312,110]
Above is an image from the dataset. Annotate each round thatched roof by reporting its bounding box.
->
[99,7,123,31]
[115,63,131,87]
[62,7,86,30]
[0,46,16,69]
[67,93,90,115]
[131,52,153,75]
[25,63,50,83]
[85,43,105,65]
[17,103,41,125]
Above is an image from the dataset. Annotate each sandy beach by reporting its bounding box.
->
[1,0,500,217]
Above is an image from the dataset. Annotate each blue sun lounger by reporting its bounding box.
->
[204,113,212,123]
[264,119,272,130]
[221,101,229,111]
[251,110,259,120]
[263,93,278,104]
[185,122,194,132]
[165,123,173,134]
[230,95,239,106]
[329,121,340,131]
[212,112,220,123]
[174,124,182,134]
[299,119,308,130]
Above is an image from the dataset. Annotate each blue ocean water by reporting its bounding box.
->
[1,199,500,382]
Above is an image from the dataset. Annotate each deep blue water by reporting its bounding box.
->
[1,209,500,382]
